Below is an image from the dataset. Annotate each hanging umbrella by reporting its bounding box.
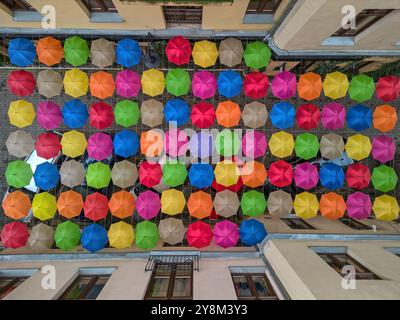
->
[372,135,395,163]
[192,40,218,68]
[64,36,89,66]
[187,221,213,248]
[294,192,319,219]
[32,192,57,221]
[57,190,84,219]
[8,38,36,67]
[90,38,115,68]
[33,162,60,191]
[320,163,345,190]
[63,68,89,98]
[1,221,29,249]
[295,133,319,160]
[87,132,113,161]
[242,102,268,129]
[164,99,190,126]
[116,38,142,67]
[86,162,111,189]
[371,165,398,192]
[166,69,191,97]
[241,161,268,188]
[113,130,139,158]
[243,41,271,70]
[268,160,293,188]
[239,219,266,246]
[214,220,239,248]
[376,75,400,102]
[84,192,108,221]
[114,100,140,128]
[8,100,35,128]
[37,101,62,130]
[137,190,161,220]
[28,223,54,250]
[159,218,185,245]
[189,131,214,159]
[345,134,371,161]
[36,36,63,66]
[218,37,243,67]
[135,221,159,250]
[37,70,63,98]
[115,69,141,98]
[190,102,215,128]
[188,163,214,188]
[214,160,239,187]
[294,163,319,190]
[242,130,267,159]
[5,160,32,188]
[269,131,294,159]
[373,195,399,221]
[267,190,293,217]
[298,72,322,101]
[347,105,372,131]
[62,99,88,128]
[140,130,164,157]
[212,176,243,193]
[271,71,297,100]
[141,69,165,97]
[89,71,115,100]
[296,104,320,130]
[2,190,31,220]
[140,99,163,127]
[346,163,370,190]
[60,159,85,188]
[320,133,344,160]
[111,160,138,189]
[108,190,135,219]
[188,191,213,219]
[321,102,345,130]
[241,190,267,217]
[348,74,375,102]
[270,102,295,129]
[192,71,217,100]
[162,161,187,187]
[54,221,81,251]
[320,192,346,220]
[215,100,241,128]
[243,72,269,99]
[108,221,134,249]
[7,70,35,97]
[165,128,188,157]
[215,129,240,157]
[346,192,371,220]
[5,130,34,158]
[139,161,162,187]
[161,189,186,215]
[35,132,61,160]
[81,224,108,253]
[323,71,349,100]
[217,70,243,98]
[213,190,239,218]
[89,102,114,129]
[373,105,397,132]
[166,36,191,65]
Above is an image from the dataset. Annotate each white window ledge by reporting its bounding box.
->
[13,11,42,22]
[322,37,355,46]
[90,12,123,23]
[243,13,274,24]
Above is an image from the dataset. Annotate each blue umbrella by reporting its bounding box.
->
[8,38,36,67]
[217,70,243,98]
[319,163,345,190]
[270,102,295,129]
[33,162,60,191]
[116,38,142,67]
[81,224,108,253]
[346,105,372,131]
[62,99,88,128]
[239,219,267,246]
[164,99,190,126]
[113,130,139,158]
[188,164,214,188]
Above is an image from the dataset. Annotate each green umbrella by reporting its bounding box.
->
[241,190,267,217]
[63,36,90,67]
[163,161,187,187]
[215,129,240,157]
[348,74,375,103]
[5,160,33,188]
[371,165,398,192]
[86,162,111,189]
[295,133,320,160]
[135,220,159,250]
[55,221,81,251]
[114,100,140,127]
[165,69,191,97]
[243,41,271,70]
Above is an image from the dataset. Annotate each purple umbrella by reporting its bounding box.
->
[372,135,396,163]
[115,69,141,98]
[189,131,214,159]
[165,128,188,158]
[271,71,297,99]
[87,132,113,161]
[214,220,239,248]
[242,130,267,159]
[192,71,217,100]
[346,192,371,220]
[294,163,319,190]
[136,190,161,220]
[321,102,345,130]
[37,101,62,130]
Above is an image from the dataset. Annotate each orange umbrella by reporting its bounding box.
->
[108,190,135,219]
[298,72,322,101]
[215,100,241,128]
[319,192,346,220]
[2,190,31,220]
[90,71,115,100]
[240,161,268,188]
[187,191,213,219]
[36,36,63,66]
[57,190,84,219]
[373,105,397,132]
[140,130,164,157]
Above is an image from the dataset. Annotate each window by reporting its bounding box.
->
[281,217,315,230]
[246,0,282,14]
[80,0,117,12]
[163,6,202,25]
[0,0,35,11]
[339,217,371,230]
[0,276,28,299]
[231,273,278,300]
[145,262,193,300]
[59,274,111,300]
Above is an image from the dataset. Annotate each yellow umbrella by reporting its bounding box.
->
[8,100,35,128]
[345,134,371,161]
[141,69,165,97]
[63,68,89,98]
[192,40,218,68]
[323,71,349,100]
[214,160,239,187]
[269,131,294,158]
[61,130,87,158]
[161,189,186,215]
[108,221,134,249]
[373,195,399,221]
[32,192,57,221]
[294,192,319,219]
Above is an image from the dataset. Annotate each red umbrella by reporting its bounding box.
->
[186,221,213,248]
[346,163,371,190]
[1,221,29,248]
[7,70,36,97]
[212,176,243,192]
[269,160,293,187]
[89,102,114,129]
[139,161,162,187]
[35,132,61,159]
[190,102,215,128]
[296,104,320,130]
[166,36,192,66]
[376,75,400,102]
[243,72,269,99]
[84,192,109,221]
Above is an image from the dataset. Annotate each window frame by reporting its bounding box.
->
[245,0,283,14]
[231,272,279,300]
[79,0,118,13]
[281,217,316,230]
[58,274,111,300]
[339,217,371,230]
[0,276,29,299]
[0,0,35,11]
[162,5,203,25]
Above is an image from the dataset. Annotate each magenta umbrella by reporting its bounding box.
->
[37,101,62,130]
[294,163,319,190]
[242,130,267,159]
[192,71,217,100]
[346,192,371,220]
[87,132,113,161]
[136,190,161,220]
[214,220,239,248]
[271,71,297,99]
[165,128,188,157]
[372,135,396,163]
[321,102,345,130]
[115,69,141,98]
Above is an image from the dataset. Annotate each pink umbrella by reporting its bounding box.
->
[346,192,371,220]
[136,190,161,220]
[214,220,239,248]
[242,130,267,159]
[165,128,188,157]
[321,102,345,130]
[87,132,113,161]
[115,69,141,98]
[372,135,396,163]
[294,163,319,190]
[271,71,297,99]
[37,101,62,130]
[192,71,217,100]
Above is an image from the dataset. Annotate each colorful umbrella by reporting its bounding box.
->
[373,105,397,132]
[212,176,243,193]
[320,192,346,220]
[347,105,372,131]
[108,221,134,249]
[90,38,115,68]
[62,99,88,128]
[36,36,63,66]
[116,38,141,67]
[165,128,188,157]
[89,102,114,130]
[213,190,239,218]
[294,192,319,219]
[321,102,346,130]
[55,221,81,251]
[135,221,159,250]
[346,192,371,220]
[270,71,296,99]
[323,71,349,100]
[161,189,186,215]
[166,36,191,65]
[139,161,162,187]
[7,70,35,97]
[372,135,395,163]
[294,163,319,190]
[137,190,161,220]
[166,69,191,96]
[2,190,31,220]
[111,160,138,189]
[164,99,190,126]
[242,130,267,159]
[8,38,36,67]
[5,130,34,158]
[86,162,111,189]
[63,68,89,98]
[270,102,295,129]
[188,163,214,188]
[84,192,109,221]
[297,72,322,101]
[113,130,139,158]
[269,131,294,159]
[57,190,84,219]
[268,160,293,188]
[81,224,108,253]
[190,102,215,128]
[215,100,241,128]
[141,99,163,127]
[373,195,399,222]
[243,41,271,70]
[376,75,400,102]
[64,36,89,67]
[87,132,113,161]
[37,101,62,130]
[187,221,213,248]
[115,69,141,98]
[242,102,268,129]
[320,133,344,160]
[140,130,164,157]
[28,223,54,250]
[37,70,63,98]
[239,219,266,246]
[371,165,398,192]
[218,37,243,67]
[214,160,239,187]
[320,163,345,190]
[243,72,269,99]
[5,160,33,188]
[296,104,320,130]
[163,161,187,187]
[35,132,61,159]
[33,162,60,191]
[159,218,186,245]
[192,71,217,100]
[141,68,165,97]
[241,190,267,217]
[267,190,293,217]
[114,100,140,128]
[109,190,135,219]
[188,191,213,219]
[345,134,371,161]
[215,129,240,157]
[8,100,35,128]
[60,159,85,188]
[295,133,319,160]
[1,221,29,249]
[346,163,370,190]
[241,160,268,188]
[90,71,115,100]
[189,131,214,159]
[217,70,243,98]
[348,74,375,102]
[214,220,239,248]
[32,192,57,221]
[192,40,218,68]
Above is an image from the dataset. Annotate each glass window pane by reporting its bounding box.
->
[251,276,270,297]
[84,277,108,300]
[172,277,191,297]
[232,276,253,297]
[149,277,170,298]
[0,278,26,299]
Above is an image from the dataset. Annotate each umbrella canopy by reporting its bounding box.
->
[239,219,266,246]
[213,190,239,218]
[192,71,217,100]
[2,190,31,220]
[90,71,115,100]
[319,192,346,220]
[109,190,135,219]
[268,160,293,188]
[137,190,161,220]
[159,218,185,245]
[270,102,295,129]
[28,223,54,250]
[1,221,29,249]
[215,129,240,157]
[190,102,215,129]
[62,99,88,128]
[141,69,165,97]
[35,132,61,159]
[371,165,398,192]
[269,131,294,159]
[86,162,111,189]
[64,36,89,66]
[212,176,243,193]
[296,104,320,130]
[54,221,81,251]
[188,163,214,188]
[113,130,139,158]
[111,160,138,189]
[346,163,370,190]
[166,36,191,65]
[214,220,239,248]
[8,100,35,128]
[114,100,140,127]
[188,191,213,219]
[347,105,372,131]
[37,101,62,130]
[242,130,267,159]
[243,41,271,70]
[116,38,141,67]
[189,131,214,159]
[373,105,397,132]
[166,69,191,96]
[141,99,163,127]
[217,70,243,98]
[345,134,371,161]
[161,189,186,215]
[241,160,268,188]
[215,100,241,128]
[243,72,269,99]
[192,40,218,68]
[90,38,115,68]
[267,190,293,217]
[8,38,36,67]
[6,130,34,158]
[218,37,243,67]
[140,130,164,157]
[115,69,141,98]
[36,36,63,66]
[139,161,162,187]
[163,161,187,187]
[320,133,344,160]
[63,68,89,98]
[60,159,85,188]
[349,74,375,102]
[346,192,371,220]
[87,132,113,161]
[5,160,32,188]
[295,133,319,160]
[271,71,297,99]
[241,190,267,217]
[242,102,268,129]
[33,162,60,191]
[294,192,319,219]
[37,70,63,98]
[376,75,400,102]
[164,99,190,126]
[89,102,114,129]
[294,163,319,190]
[321,102,346,130]
[135,221,159,250]
[32,192,57,221]
[7,70,35,97]
[81,224,108,253]
[187,221,213,248]
[320,163,345,190]
[57,190,84,219]
[84,192,109,221]
[372,135,395,163]
[214,160,239,187]
[373,195,399,221]
[323,71,349,99]
[108,221,134,249]
[165,128,188,157]
[298,72,322,101]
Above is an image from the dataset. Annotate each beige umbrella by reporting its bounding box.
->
[90,38,115,68]
[242,102,268,128]
[141,99,164,127]
[267,190,293,217]
[320,133,344,160]
[37,69,63,98]
[213,190,240,218]
[159,218,186,245]
[111,160,138,189]
[59,159,85,188]
[218,37,244,67]
[5,130,34,158]
[28,223,54,250]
